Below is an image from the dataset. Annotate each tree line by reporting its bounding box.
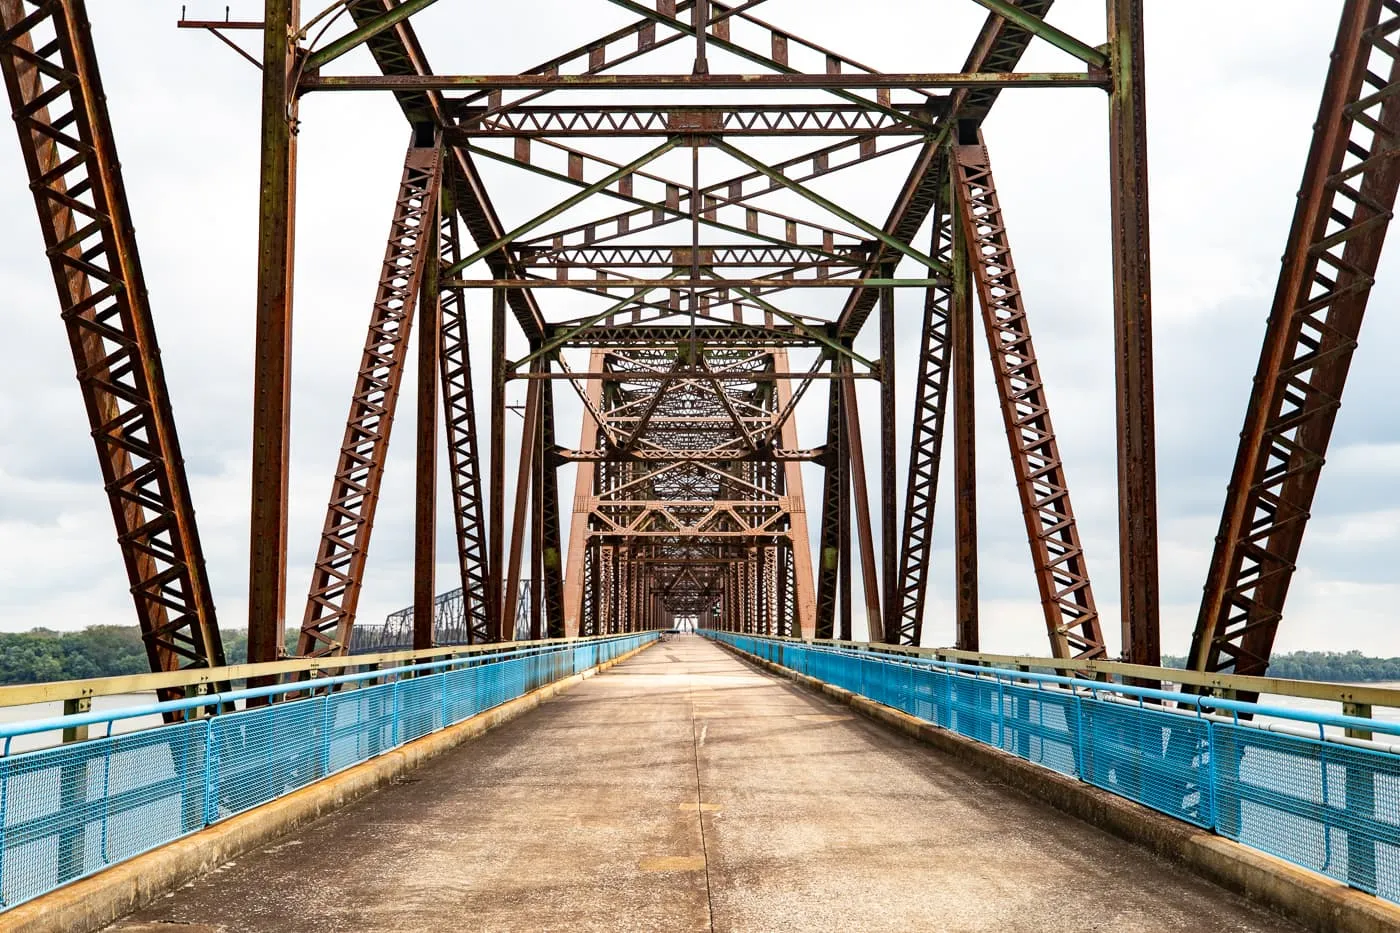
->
[0,626,297,686]
[1160,650,1400,684]
[2,626,1398,686]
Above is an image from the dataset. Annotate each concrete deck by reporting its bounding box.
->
[107,636,1301,933]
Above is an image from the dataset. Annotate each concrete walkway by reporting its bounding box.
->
[108,636,1299,933]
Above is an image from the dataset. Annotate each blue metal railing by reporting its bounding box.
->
[0,632,657,912]
[705,631,1400,904]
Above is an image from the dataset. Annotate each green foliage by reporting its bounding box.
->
[1161,650,1400,683]
[0,626,297,685]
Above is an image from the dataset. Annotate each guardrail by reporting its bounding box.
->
[705,631,1400,905]
[0,632,657,912]
[741,635,1400,731]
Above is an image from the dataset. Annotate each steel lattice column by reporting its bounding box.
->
[1,0,225,677]
[297,142,443,657]
[438,203,492,644]
[1193,0,1400,677]
[953,132,1106,660]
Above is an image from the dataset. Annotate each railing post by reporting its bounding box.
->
[1344,701,1377,891]
[320,694,334,779]
[202,718,217,826]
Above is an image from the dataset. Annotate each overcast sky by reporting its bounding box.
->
[1,1,1395,658]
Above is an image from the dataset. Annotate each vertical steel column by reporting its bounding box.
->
[772,347,817,637]
[879,287,897,644]
[951,178,979,652]
[1106,0,1160,666]
[843,378,883,643]
[248,0,300,666]
[503,375,541,638]
[530,420,544,641]
[562,349,605,636]
[814,367,845,639]
[413,163,441,652]
[537,374,567,638]
[489,288,507,639]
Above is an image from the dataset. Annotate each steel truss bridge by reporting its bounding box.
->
[2,0,1398,708]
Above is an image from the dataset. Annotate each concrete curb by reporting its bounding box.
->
[0,639,658,933]
[716,640,1400,933]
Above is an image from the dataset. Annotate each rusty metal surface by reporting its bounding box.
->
[953,134,1105,660]
[437,203,492,645]
[0,0,224,677]
[297,143,443,657]
[1192,0,1400,677]
[893,166,953,647]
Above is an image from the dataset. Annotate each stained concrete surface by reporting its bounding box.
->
[106,636,1302,932]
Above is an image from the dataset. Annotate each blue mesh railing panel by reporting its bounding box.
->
[0,633,655,912]
[703,630,1400,905]
[0,721,205,909]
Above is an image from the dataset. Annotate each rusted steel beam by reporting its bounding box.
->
[538,375,567,638]
[502,375,541,640]
[0,0,226,677]
[951,179,979,653]
[563,350,606,637]
[297,142,443,658]
[302,72,1108,92]
[1192,0,1400,677]
[894,180,953,647]
[447,277,939,289]
[1106,0,1159,670]
[246,0,300,669]
[953,133,1105,660]
[447,103,940,138]
[343,0,547,341]
[879,287,897,645]
[836,1,1057,339]
[488,288,507,638]
[438,203,492,645]
[813,367,846,640]
[413,173,441,653]
[842,376,883,643]
[514,244,872,268]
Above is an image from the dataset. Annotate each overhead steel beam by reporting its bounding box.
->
[447,103,940,138]
[302,72,1109,91]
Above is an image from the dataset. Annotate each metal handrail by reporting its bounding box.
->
[741,633,1400,712]
[0,632,645,709]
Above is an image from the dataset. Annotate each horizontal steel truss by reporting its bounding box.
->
[447,103,942,137]
[302,73,1109,92]
[512,244,873,268]
[0,0,225,674]
[1192,0,1400,677]
[298,142,443,657]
